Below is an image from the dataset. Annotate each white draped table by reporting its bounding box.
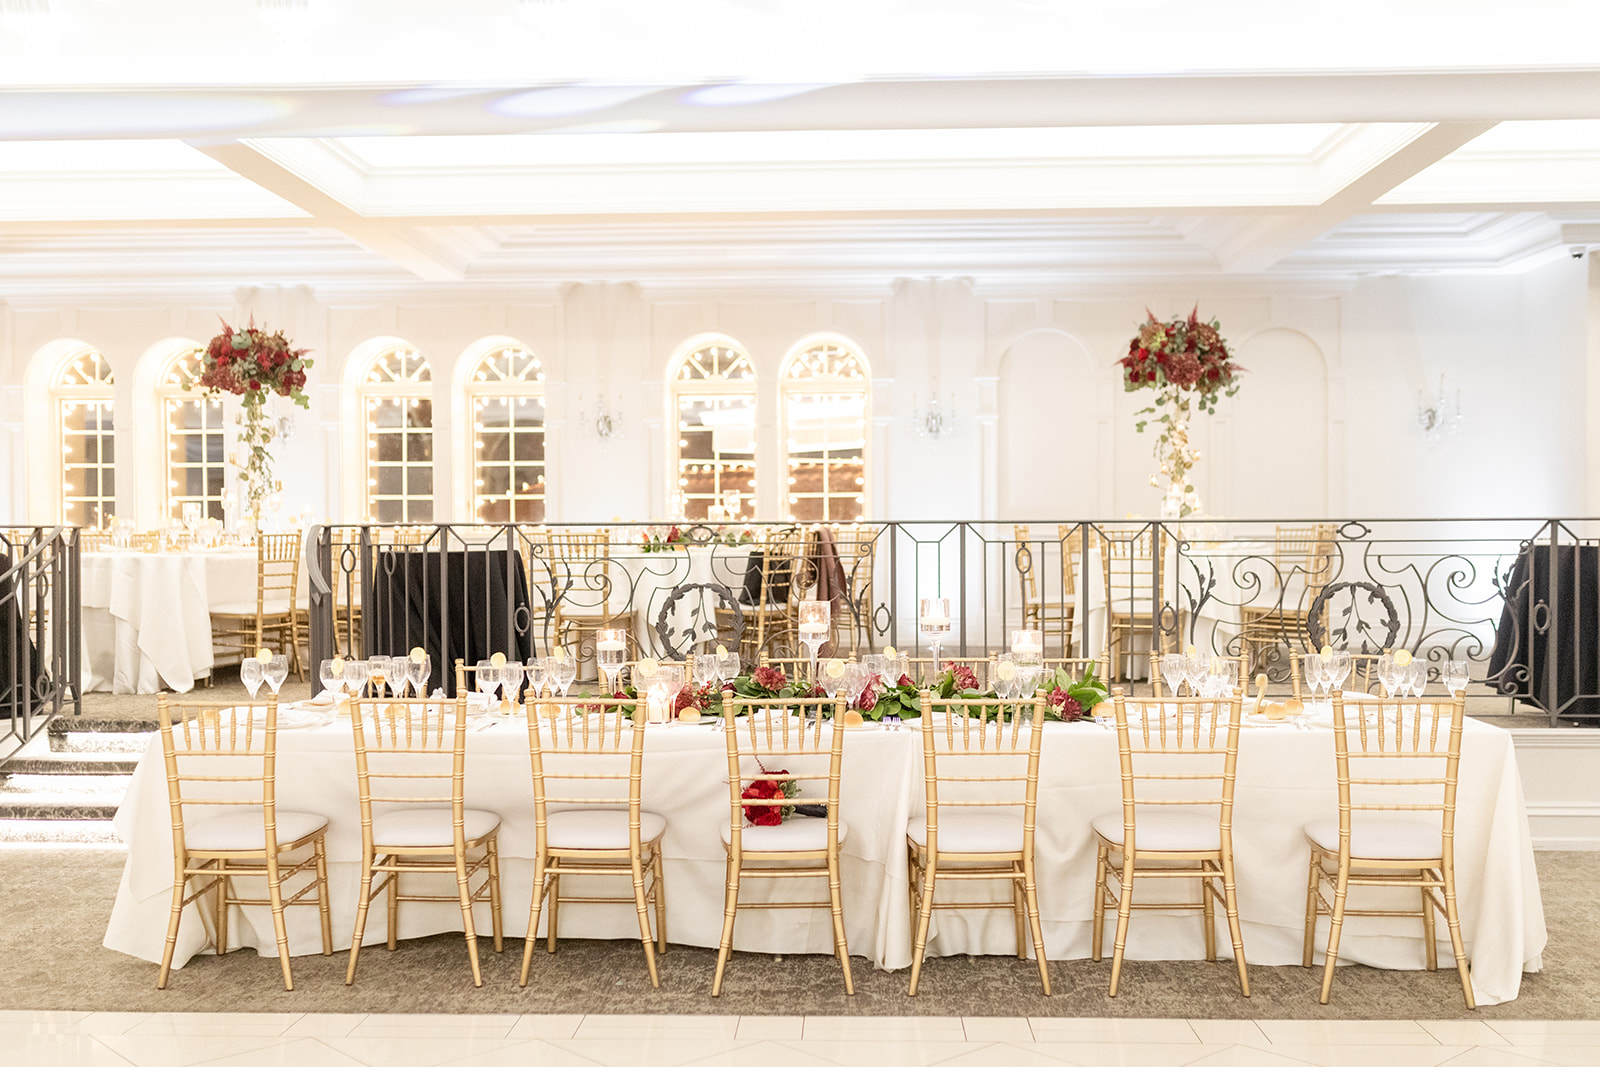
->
[104,714,1545,1004]
[80,548,258,694]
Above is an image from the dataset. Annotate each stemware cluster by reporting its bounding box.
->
[240,652,290,699]
[1159,650,1239,698]
[316,654,432,700]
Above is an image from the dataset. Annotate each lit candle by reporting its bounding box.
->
[597,638,626,651]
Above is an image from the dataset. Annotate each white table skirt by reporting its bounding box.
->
[103,716,1545,1005]
[80,548,258,694]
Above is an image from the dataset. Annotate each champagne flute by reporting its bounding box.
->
[500,660,525,712]
[263,654,289,697]
[241,656,264,700]
[1409,659,1429,699]
[1377,653,1397,698]
[389,655,412,698]
[994,652,1018,700]
[1160,652,1186,696]
[1329,649,1352,695]
[553,653,577,697]
[1183,649,1208,699]
[526,657,548,700]
[409,653,432,699]
[597,629,628,696]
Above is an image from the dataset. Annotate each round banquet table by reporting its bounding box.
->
[79,547,259,694]
[103,710,1545,1004]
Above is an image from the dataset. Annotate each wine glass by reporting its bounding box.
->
[474,660,499,707]
[596,629,628,696]
[389,656,412,698]
[1443,659,1469,698]
[1408,659,1429,699]
[1183,650,1208,699]
[1212,657,1239,698]
[717,646,741,684]
[1377,653,1398,698]
[1301,652,1324,707]
[318,658,347,696]
[647,662,684,723]
[181,501,202,543]
[994,652,1018,700]
[526,657,548,700]
[366,658,390,699]
[798,600,830,686]
[409,653,433,699]
[345,658,370,698]
[918,597,952,671]
[1160,652,1186,697]
[500,660,525,711]
[240,657,264,700]
[552,653,577,697]
[263,654,289,697]
[1328,649,1352,696]
[820,658,847,699]
[694,652,721,690]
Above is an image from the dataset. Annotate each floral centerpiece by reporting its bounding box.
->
[1037,663,1109,722]
[188,318,313,520]
[1117,306,1241,518]
[640,525,685,553]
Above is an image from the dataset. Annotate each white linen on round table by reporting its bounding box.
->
[102,716,1545,1004]
[80,548,258,694]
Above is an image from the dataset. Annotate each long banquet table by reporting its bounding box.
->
[104,711,1546,1004]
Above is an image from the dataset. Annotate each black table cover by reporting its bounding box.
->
[0,548,45,718]
[366,548,533,697]
[1487,543,1600,722]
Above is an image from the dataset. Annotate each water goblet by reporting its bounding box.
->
[409,653,432,699]
[345,658,370,698]
[1443,659,1469,698]
[1160,652,1186,696]
[694,652,721,689]
[1183,650,1208,698]
[389,656,412,698]
[500,660,525,711]
[526,657,549,700]
[240,657,264,700]
[318,658,347,696]
[474,660,499,705]
[263,654,289,696]
[717,645,742,683]
[820,658,847,699]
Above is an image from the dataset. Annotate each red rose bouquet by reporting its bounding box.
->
[740,764,799,825]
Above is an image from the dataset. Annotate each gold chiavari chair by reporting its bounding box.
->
[1091,688,1249,998]
[1149,650,1249,699]
[1239,523,1338,670]
[1015,524,1081,657]
[213,532,305,679]
[155,694,332,991]
[831,523,882,656]
[715,693,852,996]
[756,652,814,688]
[721,526,809,661]
[1290,650,1385,700]
[908,692,1050,996]
[1100,525,1174,682]
[346,695,504,987]
[520,695,668,987]
[551,529,636,664]
[1043,653,1112,683]
[903,655,994,689]
[1303,692,1473,1007]
[519,526,558,651]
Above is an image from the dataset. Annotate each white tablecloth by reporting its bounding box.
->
[103,716,1545,1005]
[80,548,258,694]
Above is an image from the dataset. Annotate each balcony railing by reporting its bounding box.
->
[0,526,80,767]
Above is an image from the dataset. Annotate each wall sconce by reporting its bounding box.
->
[1417,374,1463,446]
[578,393,624,444]
[910,392,957,440]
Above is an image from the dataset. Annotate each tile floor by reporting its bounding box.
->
[1,1012,1596,1067]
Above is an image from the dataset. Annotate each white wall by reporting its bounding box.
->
[0,262,1590,526]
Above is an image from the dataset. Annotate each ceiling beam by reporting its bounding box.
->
[187,140,466,281]
[1212,121,1500,274]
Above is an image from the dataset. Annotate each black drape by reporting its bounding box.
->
[1487,543,1600,722]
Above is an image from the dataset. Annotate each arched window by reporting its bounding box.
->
[670,341,756,520]
[158,346,227,520]
[52,347,116,527]
[359,344,434,522]
[781,341,869,522]
[466,344,546,523]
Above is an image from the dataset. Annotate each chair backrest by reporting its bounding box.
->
[158,695,278,851]
[1045,653,1111,680]
[256,533,301,618]
[526,695,648,847]
[1273,523,1338,593]
[914,693,1046,852]
[1329,692,1465,855]
[830,522,880,604]
[350,695,470,843]
[1290,650,1385,699]
[1100,525,1162,607]
[1108,689,1243,850]
[722,694,846,854]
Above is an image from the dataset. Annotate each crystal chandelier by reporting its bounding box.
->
[1416,375,1464,446]
[910,393,957,440]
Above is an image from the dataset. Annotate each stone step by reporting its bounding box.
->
[0,771,130,821]
[51,730,155,755]
[0,819,122,846]
[5,752,140,775]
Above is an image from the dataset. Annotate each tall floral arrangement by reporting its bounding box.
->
[1117,306,1241,518]
[190,319,313,519]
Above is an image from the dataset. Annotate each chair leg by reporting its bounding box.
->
[157,868,188,989]
[1318,865,1352,1005]
[1092,843,1108,963]
[1221,852,1249,997]
[1022,853,1051,997]
[827,846,854,996]
[386,864,400,951]
[213,868,229,957]
[907,852,938,996]
[650,845,669,955]
[546,873,561,953]
[487,838,504,953]
[1441,864,1475,1010]
[1201,862,1217,963]
[265,858,294,992]
[1108,853,1135,997]
[314,838,333,956]
[1421,877,1439,972]
[519,856,549,987]
[631,849,661,988]
[1011,866,1026,960]
[346,857,376,985]
[711,859,741,997]
[1302,850,1322,968]
[455,852,484,988]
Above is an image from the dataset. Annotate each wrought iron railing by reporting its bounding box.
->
[0,526,80,767]
[304,518,1592,725]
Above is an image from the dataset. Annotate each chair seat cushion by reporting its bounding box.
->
[1305,815,1443,861]
[907,813,1024,854]
[547,809,666,850]
[211,599,294,618]
[720,815,847,852]
[371,806,501,847]
[185,809,327,852]
[1091,809,1221,853]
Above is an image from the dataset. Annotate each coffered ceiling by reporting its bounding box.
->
[1,1,1597,295]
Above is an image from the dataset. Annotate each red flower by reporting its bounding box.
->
[740,777,790,826]
[897,673,913,688]
[751,666,787,692]
[1145,370,1157,381]
[853,686,878,712]
[1048,689,1084,722]
[949,663,980,692]
[247,379,261,391]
